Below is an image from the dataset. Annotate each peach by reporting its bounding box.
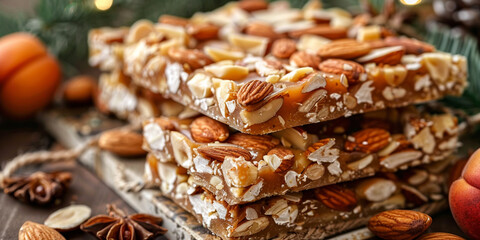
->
[449,149,480,240]
[0,55,61,118]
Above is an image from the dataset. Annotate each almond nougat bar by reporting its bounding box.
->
[89,0,468,134]
[144,153,455,240]
[142,106,459,205]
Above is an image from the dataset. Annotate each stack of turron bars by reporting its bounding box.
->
[88,0,468,239]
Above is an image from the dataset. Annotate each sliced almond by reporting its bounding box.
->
[380,150,422,169]
[205,64,249,81]
[170,131,194,168]
[45,205,92,231]
[356,178,397,202]
[230,217,269,237]
[356,46,405,65]
[240,97,283,126]
[213,78,236,117]
[280,67,313,82]
[205,47,245,62]
[228,33,269,56]
[272,127,319,151]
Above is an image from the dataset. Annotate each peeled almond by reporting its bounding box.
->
[44,205,92,231]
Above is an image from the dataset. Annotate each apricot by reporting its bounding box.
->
[449,149,480,240]
[0,55,61,118]
[0,33,61,118]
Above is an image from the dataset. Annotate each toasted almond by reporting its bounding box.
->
[266,147,294,173]
[44,205,91,232]
[158,15,189,26]
[356,46,405,65]
[238,0,269,12]
[318,58,365,84]
[417,232,465,240]
[19,221,66,240]
[271,38,297,58]
[197,145,252,162]
[98,130,146,157]
[290,51,321,69]
[245,22,284,40]
[315,185,358,212]
[317,39,370,59]
[385,36,435,55]
[368,210,432,240]
[237,80,274,106]
[188,23,219,40]
[345,128,391,154]
[227,133,279,151]
[289,25,347,39]
[167,48,213,69]
[190,116,229,143]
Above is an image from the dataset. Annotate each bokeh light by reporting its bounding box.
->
[95,0,113,11]
[400,0,422,5]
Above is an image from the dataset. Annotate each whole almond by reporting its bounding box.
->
[19,221,66,240]
[227,133,279,151]
[345,128,391,153]
[290,51,321,69]
[319,59,365,84]
[188,23,219,40]
[317,39,370,59]
[190,116,229,143]
[245,22,283,40]
[271,38,297,58]
[267,147,294,173]
[197,145,251,162]
[384,37,435,55]
[237,80,274,106]
[98,130,146,157]
[238,0,268,12]
[368,210,432,240]
[314,185,358,212]
[167,48,213,69]
[417,232,465,240]
[158,15,189,26]
[356,46,405,65]
[289,25,347,39]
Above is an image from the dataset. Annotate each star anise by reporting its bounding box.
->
[80,204,167,240]
[2,171,72,205]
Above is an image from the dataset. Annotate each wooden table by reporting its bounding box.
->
[0,118,468,239]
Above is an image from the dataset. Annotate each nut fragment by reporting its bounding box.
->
[229,217,269,237]
[187,73,213,98]
[303,163,325,180]
[44,205,92,232]
[380,150,422,170]
[345,128,391,153]
[19,221,66,240]
[237,80,274,106]
[222,156,258,187]
[197,145,252,162]
[245,22,282,40]
[289,25,347,39]
[280,67,313,82]
[290,51,321,68]
[158,15,189,27]
[227,133,279,151]
[384,37,435,55]
[271,38,297,58]
[171,131,194,168]
[265,147,294,173]
[167,48,213,70]
[273,127,319,151]
[356,178,397,202]
[240,97,284,126]
[368,210,432,240]
[356,46,405,65]
[98,130,147,157]
[319,59,365,84]
[205,47,245,62]
[188,23,219,40]
[317,39,370,59]
[190,116,229,143]
[314,185,358,212]
[229,33,269,56]
[126,20,154,44]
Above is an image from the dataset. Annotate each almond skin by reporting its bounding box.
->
[271,38,297,58]
[314,185,358,212]
[190,116,229,143]
[227,133,279,151]
[416,232,465,240]
[167,48,212,69]
[188,23,219,41]
[368,210,432,240]
[197,145,251,162]
[290,51,321,69]
[345,128,391,153]
[384,37,435,55]
[98,130,146,157]
[318,59,366,84]
[317,39,370,59]
[19,221,66,240]
[237,80,274,107]
[245,22,284,40]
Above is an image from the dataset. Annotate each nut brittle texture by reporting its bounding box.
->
[142,106,459,205]
[144,153,455,240]
[89,0,467,134]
